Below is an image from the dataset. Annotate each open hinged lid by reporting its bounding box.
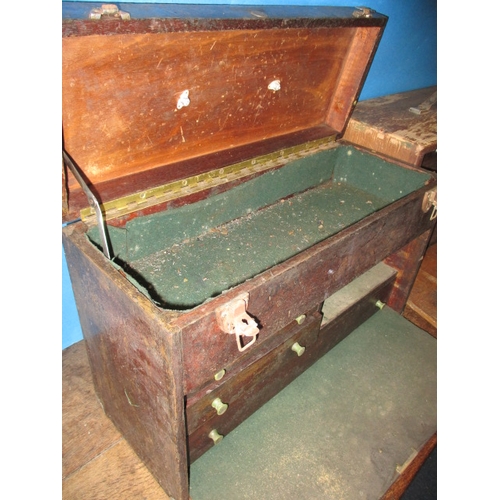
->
[62,3,387,223]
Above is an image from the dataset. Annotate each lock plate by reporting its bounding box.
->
[216,293,260,352]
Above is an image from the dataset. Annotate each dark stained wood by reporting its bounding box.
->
[185,306,321,406]
[383,229,433,313]
[342,86,437,167]
[62,224,188,500]
[62,341,169,499]
[381,433,437,500]
[187,313,322,462]
[403,243,437,337]
[62,5,387,38]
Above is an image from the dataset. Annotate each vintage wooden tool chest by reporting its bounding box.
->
[62,3,437,499]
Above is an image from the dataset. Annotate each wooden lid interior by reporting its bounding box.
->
[62,6,385,220]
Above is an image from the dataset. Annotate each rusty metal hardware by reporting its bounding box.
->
[89,4,131,20]
[208,429,223,444]
[353,7,374,18]
[216,293,260,352]
[291,342,305,357]
[211,398,229,416]
[422,187,437,221]
[62,150,112,260]
[409,91,437,115]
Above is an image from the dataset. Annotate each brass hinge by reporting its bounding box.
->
[89,4,131,20]
[80,136,338,224]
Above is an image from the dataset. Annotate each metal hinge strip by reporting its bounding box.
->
[80,136,338,224]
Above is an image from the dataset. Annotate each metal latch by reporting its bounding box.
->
[89,4,131,20]
[216,293,260,352]
[422,187,437,221]
[353,6,375,18]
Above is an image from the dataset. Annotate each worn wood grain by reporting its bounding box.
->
[63,28,353,188]
[62,341,122,479]
[62,9,386,221]
[178,183,435,394]
[63,439,169,500]
[63,223,189,500]
[186,313,321,462]
[403,243,437,337]
[342,86,437,167]
[383,229,433,313]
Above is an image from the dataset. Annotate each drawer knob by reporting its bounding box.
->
[214,369,226,381]
[208,429,223,444]
[375,300,385,310]
[295,314,306,325]
[291,342,305,357]
[211,398,229,415]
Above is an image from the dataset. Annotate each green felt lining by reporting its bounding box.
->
[87,146,430,309]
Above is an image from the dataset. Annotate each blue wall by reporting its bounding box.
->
[62,0,437,349]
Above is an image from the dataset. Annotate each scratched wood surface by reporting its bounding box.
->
[62,341,170,500]
[342,86,437,167]
[62,27,358,189]
[62,11,385,221]
[403,242,437,337]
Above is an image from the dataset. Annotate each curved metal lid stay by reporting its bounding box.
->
[62,150,112,259]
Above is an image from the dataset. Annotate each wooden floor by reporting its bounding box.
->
[62,243,437,500]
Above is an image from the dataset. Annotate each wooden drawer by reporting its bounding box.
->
[186,311,322,462]
[186,262,397,462]
[184,305,321,400]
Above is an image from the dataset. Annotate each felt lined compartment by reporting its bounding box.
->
[87,146,430,309]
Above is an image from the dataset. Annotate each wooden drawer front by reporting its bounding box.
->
[186,311,322,462]
[183,306,320,399]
